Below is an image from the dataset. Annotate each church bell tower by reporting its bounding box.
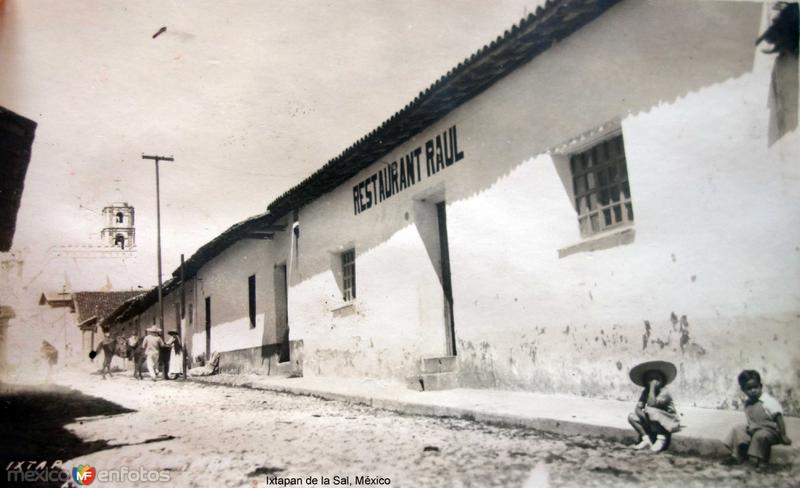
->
[100,202,136,250]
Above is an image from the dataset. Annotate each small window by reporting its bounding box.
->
[341,249,356,302]
[570,134,633,237]
[116,212,124,223]
[248,274,256,328]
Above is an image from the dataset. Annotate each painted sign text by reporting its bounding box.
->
[352,125,464,215]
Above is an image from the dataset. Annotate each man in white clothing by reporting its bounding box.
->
[142,326,165,381]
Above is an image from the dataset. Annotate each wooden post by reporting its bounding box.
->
[141,154,173,340]
[180,254,187,380]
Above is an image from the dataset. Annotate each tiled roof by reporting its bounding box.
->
[103,278,180,326]
[170,212,281,280]
[164,0,619,285]
[72,291,143,324]
[266,0,621,218]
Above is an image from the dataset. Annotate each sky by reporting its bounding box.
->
[0,0,549,292]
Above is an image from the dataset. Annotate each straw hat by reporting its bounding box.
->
[629,360,677,387]
[146,325,162,333]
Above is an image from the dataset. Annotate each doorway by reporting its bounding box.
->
[274,264,289,363]
[204,296,211,360]
[437,201,456,356]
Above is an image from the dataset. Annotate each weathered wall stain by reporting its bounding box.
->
[653,337,670,349]
[679,314,691,352]
[455,313,798,416]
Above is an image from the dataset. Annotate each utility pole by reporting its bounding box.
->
[180,254,186,380]
[141,154,173,339]
[62,283,67,355]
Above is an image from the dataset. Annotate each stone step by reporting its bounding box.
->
[420,356,458,374]
[407,371,459,391]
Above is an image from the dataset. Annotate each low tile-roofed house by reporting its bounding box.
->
[171,213,284,280]
[73,291,143,331]
[101,278,180,331]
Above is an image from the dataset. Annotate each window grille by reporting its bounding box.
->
[570,134,633,237]
[341,249,356,302]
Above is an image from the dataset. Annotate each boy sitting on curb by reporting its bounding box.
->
[723,369,792,468]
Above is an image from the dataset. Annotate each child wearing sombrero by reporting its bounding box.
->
[627,360,682,452]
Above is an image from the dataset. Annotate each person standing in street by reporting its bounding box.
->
[159,342,172,380]
[166,330,184,379]
[40,340,58,380]
[142,326,164,381]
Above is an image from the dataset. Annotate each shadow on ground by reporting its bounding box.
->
[0,382,135,487]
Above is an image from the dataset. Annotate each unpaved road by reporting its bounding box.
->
[2,371,797,488]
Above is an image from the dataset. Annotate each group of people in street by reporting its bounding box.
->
[138,325,184,381]
[119,325,184,381]
[91,325,221,380]
[626,360,792,469]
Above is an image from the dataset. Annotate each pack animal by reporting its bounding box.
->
[93,336,145,379]
[125,336,147,380]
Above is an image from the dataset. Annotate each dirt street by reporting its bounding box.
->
[3,371,798,488]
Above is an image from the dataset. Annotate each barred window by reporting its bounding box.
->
[341,249,356,302]
[571,134,633,237]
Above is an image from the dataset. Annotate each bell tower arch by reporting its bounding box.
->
[101,202,135,250]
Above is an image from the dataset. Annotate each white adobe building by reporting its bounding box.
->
[108,0,799,415]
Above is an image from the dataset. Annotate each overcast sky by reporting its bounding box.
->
[1,0,551,290]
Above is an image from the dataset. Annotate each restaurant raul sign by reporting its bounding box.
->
[352,125,464,215]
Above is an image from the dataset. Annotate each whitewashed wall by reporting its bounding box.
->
[284,0,800,413]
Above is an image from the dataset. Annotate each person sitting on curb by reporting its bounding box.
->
[628,360,682,452]
[188,351,221,377]
[723,369,792,468]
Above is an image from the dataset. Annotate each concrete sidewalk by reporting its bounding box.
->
[190,373,799,464]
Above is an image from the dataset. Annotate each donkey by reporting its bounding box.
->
[94,335,144,379]
[125,336,147,380]
[94,336,126,379]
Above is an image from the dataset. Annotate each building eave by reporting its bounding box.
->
[171,212,284,280]
[265,0,621,219]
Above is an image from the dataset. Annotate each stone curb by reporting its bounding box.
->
[190,375,797,465]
